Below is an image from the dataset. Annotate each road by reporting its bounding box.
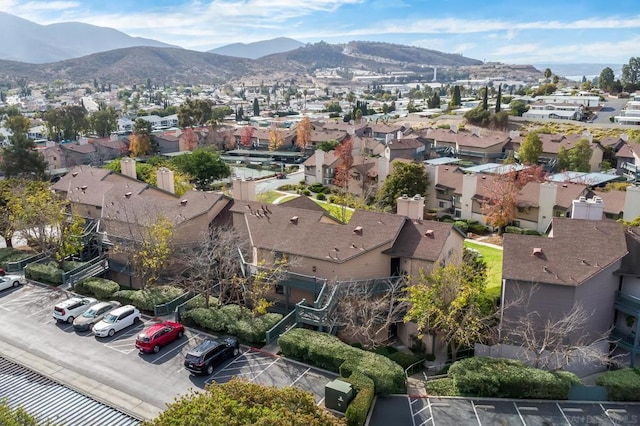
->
[256,169,304,194]
[0,282,335,421]
[592,97,629,124]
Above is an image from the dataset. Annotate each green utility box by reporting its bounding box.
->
[324,379,354,412]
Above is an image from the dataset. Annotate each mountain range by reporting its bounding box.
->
[0,12,175,64]
[208,37,305,60]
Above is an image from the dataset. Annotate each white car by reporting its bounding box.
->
[53,297,98,323]
[0,274,26,292]
[92,305,141,337]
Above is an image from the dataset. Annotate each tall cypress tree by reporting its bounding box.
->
[495,85,502,113]
[482,86,488,110]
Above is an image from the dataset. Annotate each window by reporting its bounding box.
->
[454,210,461,218]
[275,284,284,295]
[512,220,521,227]
[438,201,446,208]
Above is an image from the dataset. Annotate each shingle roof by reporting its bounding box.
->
[426,128,510,149]
[230,202,406,263]
[619,227,640,276]
[383,220,457,261]
[503,218,627,286]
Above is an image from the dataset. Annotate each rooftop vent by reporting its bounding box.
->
[401,194,409,199]
[425,229,434,238]
[80,185,87,191]
[562,184,568,188]
[71,171,78,177]
[124,192,132,198]
[180,199,188,206]
[353,226,363,235]
[290,216,299,224]
[532,247,543,256]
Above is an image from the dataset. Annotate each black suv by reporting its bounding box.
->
[183,337,240,375]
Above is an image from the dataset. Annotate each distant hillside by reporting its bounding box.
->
[0,47,258,85]
[0,41,488,85]
[258,41,483,72]
[209,37,304,59]
[0,11,175,64]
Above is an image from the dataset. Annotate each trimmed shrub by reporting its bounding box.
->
[0,248,33,268]
[596,368,640,401]
[523,229,541,236]
[468,223,488,234]
[373,345,398,356]
[181,305,282,344]
[425,378,460,396]
[76,277,120,299]
[112,285,185,312]
[183,294,218,310]
[62,260,87,272]
[25,262,63,285]
[303,189,311,196]
[342,372,375,426]
[279,329,405,395]
[388,352,424,370]
[309,183,325,193]
[316,193,326,201]
[454,220,469,233]
[504,226,524,234]
[448,357,579,399]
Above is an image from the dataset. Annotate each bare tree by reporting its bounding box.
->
[177,225,245,308]
[333,276,409,349]
[502,286,620,370]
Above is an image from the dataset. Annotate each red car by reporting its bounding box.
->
[135,321,185,353]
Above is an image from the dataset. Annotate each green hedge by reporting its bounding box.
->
[424,378,460,396]
[183,294,218,310]
[75,278,120,299]
[112,286,185,312]
[278,329,405,395]
[448,357,580,399]
[596,368,640,401]
[454,221,469,233]
[25,262,63,285]
[523,229,541,236]
[504,226,524,234]
[468,223,488,234]
[388,352,424,370]
[0,248,33,268]
[182,305,282,344]
[342,373,375,426]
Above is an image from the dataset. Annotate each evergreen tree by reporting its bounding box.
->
[450,85,461,107]
[482,86,488,110]
[495,86,502,113]
[253,98,260,116]
[0,115,46,179]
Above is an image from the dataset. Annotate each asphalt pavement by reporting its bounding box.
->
[0,282,336,421]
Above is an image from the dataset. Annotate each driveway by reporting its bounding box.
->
[0,283,336,416]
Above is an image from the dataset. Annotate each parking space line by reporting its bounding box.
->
[250,358,279,382]
[210,371,255,380]
[290,367,310,386]
[471,401,482,426]
[556,403,571,425]
[428,399,434,426]
[601,404,620,426]
[26,306,54,318]
[410,397,418,426]
[317,397,325,407]
[513,402,526,425]
[149,337,197,364]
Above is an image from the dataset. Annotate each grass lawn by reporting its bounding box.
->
[313,199,354,222]
[464,240,503,291]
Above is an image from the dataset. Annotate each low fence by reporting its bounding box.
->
[155,292,193,317]
[265,309,297,345]
[62,256,109,288]
[5,253,47,273]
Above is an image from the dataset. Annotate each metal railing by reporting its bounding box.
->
[62,256,109,288]
[5,252,47,273]
[614,291,640,314]
[265,309,297,345]
[154,291,194,317]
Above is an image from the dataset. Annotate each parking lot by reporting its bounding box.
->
[0,283,336,411]
[370,395,640,425]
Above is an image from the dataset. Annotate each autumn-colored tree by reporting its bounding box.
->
[268,123,284,151]
[181,127,198,151]
[295,116,312,151]
[240,125,254,148]
[332,136,354,189]
[481,166,546,233]
[129,118,153,157]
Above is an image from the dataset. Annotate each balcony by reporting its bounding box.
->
[614,291,640,316]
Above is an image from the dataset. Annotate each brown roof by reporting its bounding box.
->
[510,133,588,155]
[309,130,348,143]
[591,189,626,216]
[278,195,326,211]
[619,227,640,276]
[435,166,464,193]
[368,123,404,134]
[427,128,509,149]
[60,143,97,154]
[388,138,425,150]
[230,202,406,263]
[555,183,588,208]
[320,122,367,134]
[383,220,458,261]
[303,150,341,167]
[503,218,627,286]
[615,142,640,159]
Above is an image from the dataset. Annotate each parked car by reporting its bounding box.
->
[92,305,141,338]
[0,274,26,292]
[53,297,98,323]
[135,321,185,353]
[73,301,121,332]
[183,337,240,375]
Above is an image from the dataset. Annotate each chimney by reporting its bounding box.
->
[78,137,89,145]
[385,133,394,145]
[509,130,520,139]
[537,182,557,233]
[424,164,439,211]
[232,178,256,202]
[624,186,640,222]
[571,196,604,220]
[397,130,404,140]
[314,149,325,184]
[157,167,175,194]
[461,173,478,220]
[582,131,593,143]
[377,155,390,183]
[450,124,458,134]
[396,194,424,220]
[120,157,137,179]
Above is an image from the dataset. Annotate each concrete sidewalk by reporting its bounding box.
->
[0,339,163,421]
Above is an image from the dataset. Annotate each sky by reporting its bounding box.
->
[0,0,638,66]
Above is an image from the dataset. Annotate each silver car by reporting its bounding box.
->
[73,301,121,332]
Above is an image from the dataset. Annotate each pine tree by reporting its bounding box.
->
[495,85,502,113]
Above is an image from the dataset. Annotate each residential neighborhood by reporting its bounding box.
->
[3,6,640,425]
